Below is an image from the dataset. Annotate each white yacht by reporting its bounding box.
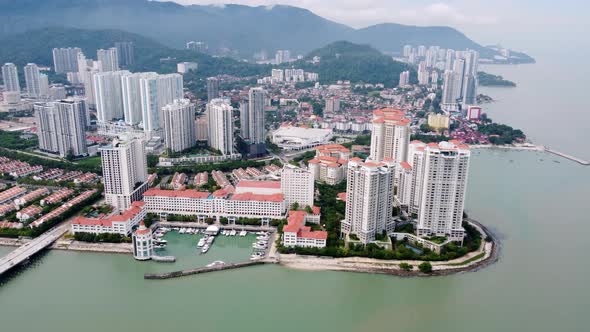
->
[239,230,247,237]
[197,238,206,248]
[201,244,210,254]
[206,260,225,267]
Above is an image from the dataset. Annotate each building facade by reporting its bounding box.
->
[207,98,234,155]
[162,99,195,152]
[52,47,81,74]
[281,164,314,208]
[100,135,148,211]
[206,77,219,101]
[369,108,411,163]
[2,63,20,93]
[97,48,119,72]
[132,221,153,260]
[93,70,130,122]
[35,99,88,157]
[341,158,395,244]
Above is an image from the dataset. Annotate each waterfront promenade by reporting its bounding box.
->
[0,223,68,275]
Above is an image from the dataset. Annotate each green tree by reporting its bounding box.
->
[418,262,433,273]
[399,263,413,271]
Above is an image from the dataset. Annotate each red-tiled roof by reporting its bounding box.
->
[230,192,284,203]
[337,192,347,202]
[144,189,210,199]
[236,180,281,189]
[400,162,412,170]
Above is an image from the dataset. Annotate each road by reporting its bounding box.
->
[0,223,69,275]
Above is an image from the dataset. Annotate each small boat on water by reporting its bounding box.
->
[197,238,206,248]
[239,230,247,237]
[154,239,168,244]
[179,228,186,234]
[206,236,215,245]
[230,230,237,236]
[201,244,210,254]
[154,244,166,249]
[206,260,225,267]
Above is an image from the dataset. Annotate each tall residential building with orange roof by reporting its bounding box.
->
[369,108,411,164]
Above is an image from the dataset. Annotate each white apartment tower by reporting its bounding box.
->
[93,70,130,122]
[408,141,471,242]
[162,99,196,152]
[52,47,81,73]
[2,63,20,93]
[280,164,314,208]
[77,53,100,107]
[369,108,411,163]
[100,135,148,212]
[24,63,48,98]
[121,72,146,125]
[325,97,340,114]
[206,98,234,155]
[139,73,184,135]
[248,87,266,144]
[398,70,410,87]
[34,99,88,158]
[239,101,249,139]
[97,48,119,72]
[341,158,396,244]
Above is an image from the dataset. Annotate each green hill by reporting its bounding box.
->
[0,0,533,62]
[291,41,414,87]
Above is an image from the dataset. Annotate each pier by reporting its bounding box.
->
[0,223,68,276]
[544,147,590,165]
[144,260,269,279]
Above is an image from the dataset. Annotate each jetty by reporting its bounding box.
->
[144,260,269,279]
[544,147,590,165]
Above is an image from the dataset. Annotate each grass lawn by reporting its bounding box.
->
[76,156,102,168]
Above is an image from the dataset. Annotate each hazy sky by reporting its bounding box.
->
[169,0,587,53]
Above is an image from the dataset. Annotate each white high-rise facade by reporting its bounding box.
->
[280,164,314,208]
[100,135,148,212]
[52,47,81,73]
[93,70,130,122]
[341,158,395,244]
[97,48,119,72]
[139,73,183,135]
[248,87,266,144]
[206,77,219,101]
[162,99,195,152]
[24,63,48,98]
[442,71,460,106]
[399,141,471,242]
[398,70,410,87]
[239,101,249,139]
[121,72,146,125]
[369,108,411,163]
[2,63,20,93]
[77,53,100,107]
[206,98,234,155]
[35,99,87,158]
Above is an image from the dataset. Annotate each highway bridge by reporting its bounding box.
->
[0,224,68,276]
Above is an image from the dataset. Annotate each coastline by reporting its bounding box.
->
[0,237,132,254]
[273,219,499,277]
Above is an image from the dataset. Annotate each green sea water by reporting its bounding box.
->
[0,149,588,332]
[2,58,590,331]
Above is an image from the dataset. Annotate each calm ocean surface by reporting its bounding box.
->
[1,57,589,332]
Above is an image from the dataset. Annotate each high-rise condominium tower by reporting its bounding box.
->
[35,99,88,158]
[247,87,266,144]
[206,98,234,155]
[341,158,396,244]
[52,47,81,73]
[206,77,219,102]
[97,48,119,72]
[93,70,130,122]
[369,108,411,163]
[162,99,196,152]
[115,42,134,67]
[100,135,148,211]
[1,63,20,93]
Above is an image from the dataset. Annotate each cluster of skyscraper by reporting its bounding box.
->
[341,108,471,244]
[1,62,50,98]
[402,45,479,110]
